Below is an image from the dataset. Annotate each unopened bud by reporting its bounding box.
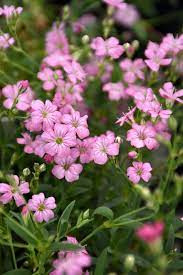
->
[82,35,90,44]
[83,209,90,219]
[123,43,130,50]
[124,254,135,271]
[132,40,139,50]
[63,5,70,20]
[23,168,31,177]
[39,163,46,172]
[168,116,177,131]
[115,136,122,144]
[128,151,137,159]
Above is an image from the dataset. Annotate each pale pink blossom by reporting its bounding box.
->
[145,41,172,72]
[2,82,34,111]
[71,138,94,163]
[160,33,183,56]
[63,61,86,84]
[50,236,91,275]
[17,133,34,154]
[52,156,83,182]
[61,110,89,139]
[41,123,76,157]
[146,101,172,119]
[91,37,124,59]
[103,0,126,9]
[46,23,69,55]
[127,161,152,184]
[72,14,96,33]
[116,107,136,126]
[92,131,119,165]
[134,88,156,112]
[37,68,63,91]
[102,82,127,101]
[31,100,61,130]
[120,58,146,83]
[0,33,14,49]
[0,175,29,206]
[136,221,164,243]
[0,5,22,18]
[43,53,72,68]
[114,4,139,27]
[28,193,56,223]
[127,123,158,150]
[159,82,183,103]
[32,135,46,157]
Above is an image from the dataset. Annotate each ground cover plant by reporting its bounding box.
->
[0,0,183,274]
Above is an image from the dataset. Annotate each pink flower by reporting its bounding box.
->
[32,135,46,157]
[46,23,69,55]
[102,82,126,101]
[161,33,183,56]
[116,107,136,126]
[17,133,34,154]
[120,58,145,83]
[127,162,152,184]
[146,101,172,119]
[50,236,91,275]
[128,151,137,159]
[91,37,124,59]
[52,156,83,182]
[63,61,86,84]
[0,5,22,18]
[114,4,139,27]
[0,175,29,206]
[41,123,76,157]
[28,193,56,223]
[136,221,164,243]
[31,100,61,130]
[61,110,89,139]
[103,0,126,9]
[71,138,94,163]
[0,33,14,49]
[127,123,158,150]
[159,82,183,103]
[37,68,63,91]
[145,41,172,72]
[92,131,119,165]
[2,82,34,111]
[134,88,156,113]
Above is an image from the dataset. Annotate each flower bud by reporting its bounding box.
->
[115,136,122,144]
[83,209,90,219]
[39,163,46,172]
[82,35,90,44]
[23,168,31,177]
[168,116,177,131]
[128,151,137,159]
[124,254,135,271]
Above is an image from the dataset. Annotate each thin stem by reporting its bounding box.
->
[80,224,104,244]
[114,206,147,222]
[7,229,17,269]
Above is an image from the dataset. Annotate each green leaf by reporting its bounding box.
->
[57,201,75,238]
[93,206,114,220]
[165,225,174,253]
[168,260,183,271]
[3,269,31,275]
[50,241,82,253]
[6,216,39,247]
[94,247,108,275]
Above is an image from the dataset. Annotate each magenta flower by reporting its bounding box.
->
[103,0,126,9]
[50,236,91,275]
[0,175,29,207]
[136,221,164,244]
[61,110,89,139]
[2,82,34,111]
[161,33,183,56]
[0,33,14,49]
[127,162,152,184]
[28,193,56,223]
[41,123,76,157]
[63,61,86,84]
[102,82,127,101]
[0,5,22,18]
[31,100,61,130]
[46,23,69,55]
[120,58,145,83]
[134,88,156,113]
[52,156,83,182]
[37,68,63,91]
[127,123,158,150]
[159,82,183,103]
[91,37,124,59]
[146,101,172,119]
[71,138,94,163]
[145,41,172,72]
[92,131,119,165]
[17,133,34,154]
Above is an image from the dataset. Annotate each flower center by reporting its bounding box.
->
[63,163,70,170]
[72,120,79,128]
[42,111,48,118]
[38,203,45,211]
[56,137,63,144]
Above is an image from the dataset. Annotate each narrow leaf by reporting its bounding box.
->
[50,242,82,253]
[94,247,108,275]
[57,201,75,238]
[3,269,31,275]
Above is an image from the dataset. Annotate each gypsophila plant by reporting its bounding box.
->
[0,0,183,274]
